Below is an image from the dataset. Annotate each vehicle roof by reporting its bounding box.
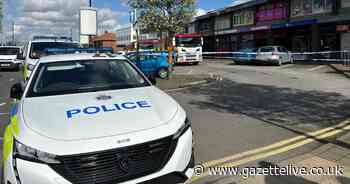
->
[0,46,21,48]
[38,53,127,64]
[30,39,78,43]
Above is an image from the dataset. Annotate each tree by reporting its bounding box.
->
[128,0,196,49]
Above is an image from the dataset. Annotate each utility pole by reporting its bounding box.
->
[12,21,15,46]
[89,0,92,7]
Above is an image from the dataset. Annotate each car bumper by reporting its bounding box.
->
[3,129,194,184]
[256,59,279,64]
[0,62,19,69]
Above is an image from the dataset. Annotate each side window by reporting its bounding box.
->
[260,47,274,52]
[22,42,29,58]
[278,47,288,53]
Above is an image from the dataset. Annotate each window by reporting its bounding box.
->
[26,59,149,97]
[233,10,254,26]
[291,0,333,17]
[215,16,231,30]
[260,47,275,52]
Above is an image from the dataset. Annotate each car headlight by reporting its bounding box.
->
[13,140,61,164]
[173,118,191,140]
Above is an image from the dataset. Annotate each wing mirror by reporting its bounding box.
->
[10,83,24,100]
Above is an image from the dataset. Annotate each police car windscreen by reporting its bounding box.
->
[26,59,150,97]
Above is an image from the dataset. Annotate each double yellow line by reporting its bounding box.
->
[189,119,350,183]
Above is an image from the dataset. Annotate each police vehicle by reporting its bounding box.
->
[0,46,22,70]
[18,36,79,80]
[2,53,194,184]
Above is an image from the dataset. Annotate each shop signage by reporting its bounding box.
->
[215,29,239,35]
[337,25,349,32]
[250,25,270,31]
[271,19,318,29]
[256,1,288,22]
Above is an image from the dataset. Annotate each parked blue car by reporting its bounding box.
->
[232,48,257,64]
[126,52,170,79]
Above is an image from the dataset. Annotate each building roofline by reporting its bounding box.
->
[194,0,268,21]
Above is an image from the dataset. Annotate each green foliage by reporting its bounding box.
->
[128,0,196,36]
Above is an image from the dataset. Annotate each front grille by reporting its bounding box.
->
[50,136,177,184]
[185,54,197,58]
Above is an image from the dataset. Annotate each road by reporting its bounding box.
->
[0,60,350,184]
[172,60,350,183]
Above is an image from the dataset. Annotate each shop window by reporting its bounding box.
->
[291,0,333,17]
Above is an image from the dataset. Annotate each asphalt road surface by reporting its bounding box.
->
[1,60,350,184]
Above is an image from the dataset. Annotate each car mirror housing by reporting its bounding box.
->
[10,83,24,100]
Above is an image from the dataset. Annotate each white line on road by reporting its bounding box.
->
[187,70,193,75]
[9,78,15,82]
[0,113,9,116]
[0,103,6,107]
[308,65,326,71]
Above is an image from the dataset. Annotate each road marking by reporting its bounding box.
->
[0,113,9,116]
[187,70,193,75]
[308,65,326,71]
[9,78,15,82]
[0,103,6,107]
[188,119,350,183]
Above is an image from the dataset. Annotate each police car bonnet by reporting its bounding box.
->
[21,87,179,141]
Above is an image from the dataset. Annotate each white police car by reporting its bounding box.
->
[18,36,79,80]
[2,53,194,184]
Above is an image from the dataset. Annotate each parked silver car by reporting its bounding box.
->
[256,46,293,65]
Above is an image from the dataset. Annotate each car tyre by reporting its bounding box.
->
[277,59,282,66]
[158,68,169,79]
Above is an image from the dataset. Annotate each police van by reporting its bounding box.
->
[2,53,194,184]
[18,36,79,80]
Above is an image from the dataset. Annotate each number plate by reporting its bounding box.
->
[0,64,10,67]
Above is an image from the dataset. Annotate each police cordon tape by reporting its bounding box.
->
[202,50,350,65]
[202,50,350,55]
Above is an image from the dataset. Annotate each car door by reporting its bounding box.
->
[278,47,289,63]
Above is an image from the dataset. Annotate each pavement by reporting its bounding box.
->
[1,60,350,184]
[173,60,350,184]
